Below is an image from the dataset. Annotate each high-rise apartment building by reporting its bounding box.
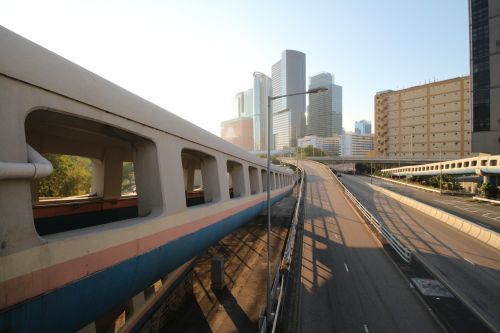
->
[272,50,306,150]
[375,76,471,159]
[253,73,272,151]
[355,120,371,134]
[469,0,500,154]
[306,72,343,137]
[340,133,374,156]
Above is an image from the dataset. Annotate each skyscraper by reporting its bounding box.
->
[253,73,272,151]
[469,0,500,154]
[232,89,254,119]
[306,72,343,137]
[354,120,371,134]
[272,50,306,150]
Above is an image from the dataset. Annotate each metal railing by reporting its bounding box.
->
[323,165,412,264]
[260,167,305,333]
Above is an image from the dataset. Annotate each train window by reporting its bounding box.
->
[182,149,220,206]
[26,110,162,236]
[227,160,245,199]
[249,166,260,194]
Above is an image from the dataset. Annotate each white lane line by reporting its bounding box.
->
[464,257,475,265]
[364,324,369,333]
[409,282,414,288]
[344,263,349,272]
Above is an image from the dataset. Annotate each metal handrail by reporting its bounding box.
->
[324,165,412,263]
[260,167,305,333]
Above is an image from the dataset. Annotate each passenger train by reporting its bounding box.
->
[0,26,295,332]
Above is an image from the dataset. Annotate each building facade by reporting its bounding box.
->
[298,135,340,156]
[469,0,500,154]
[354,120,371,134]
[220,117,254,151]
[340,133,374,156]
[253,73,272,151]
[232,89,254,119]
[272,50,306,150]
[375,77,472,159]
[306,72,343,137]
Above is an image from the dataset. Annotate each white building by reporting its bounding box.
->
[298,135,340,156]
[272,50,306,150]
[340,133,374,156]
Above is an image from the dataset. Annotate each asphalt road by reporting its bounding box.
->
[368,176,500,233]
[340,173,500,332]
[299,161,442,333]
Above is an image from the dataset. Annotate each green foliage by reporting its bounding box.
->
[256,154,281,165]
[38,154,92,197]
[121,162,136,193]
[299,145,327,157]
[427,174,462,191]
[480,182,498,198]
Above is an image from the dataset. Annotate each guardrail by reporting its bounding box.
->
[259,167,305,333]
[324,166,412,264]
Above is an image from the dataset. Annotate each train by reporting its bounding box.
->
[0,26,295,332]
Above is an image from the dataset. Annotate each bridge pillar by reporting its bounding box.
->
[483,175,497,186]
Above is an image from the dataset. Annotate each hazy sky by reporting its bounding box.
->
[0,0,469,135]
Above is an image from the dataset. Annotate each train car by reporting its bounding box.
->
[0,26,295,332]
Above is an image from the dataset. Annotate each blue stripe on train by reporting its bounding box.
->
[0,190,290,333]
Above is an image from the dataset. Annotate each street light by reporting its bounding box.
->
[433,145,443,194]
[255,72,328,324]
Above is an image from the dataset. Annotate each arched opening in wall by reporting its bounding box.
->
[249,166,260,194]
[227,160,245,199]
[182,149,220,207]
[261,169,268,191]
[25,110,162,236]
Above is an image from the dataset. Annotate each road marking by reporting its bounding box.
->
[364,324,369,333]
[409,282,414,288]
[344,263,349,272]
[464,257,475,265]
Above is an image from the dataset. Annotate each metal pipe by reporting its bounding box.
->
[266,95,272,323]
[0,145,53,180]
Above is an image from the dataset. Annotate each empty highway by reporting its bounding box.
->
[368,176,500,232]
[339,173,500,332]
[299,161,442,333]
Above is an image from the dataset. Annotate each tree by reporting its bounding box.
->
[38,154,92,197]
[480,182,498,198]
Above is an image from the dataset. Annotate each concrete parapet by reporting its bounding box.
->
[367,183,500,250]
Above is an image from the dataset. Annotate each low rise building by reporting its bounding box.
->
[221,117,254,151]
[340,133,374,156]
[298,135,340,156]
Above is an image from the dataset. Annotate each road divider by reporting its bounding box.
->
[366,182,500,250]
[320,164,412,263]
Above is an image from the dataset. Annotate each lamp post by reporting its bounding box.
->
[254,72,327,324]
[433,145,443,194]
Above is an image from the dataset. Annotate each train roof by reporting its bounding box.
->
[0,26,290,173]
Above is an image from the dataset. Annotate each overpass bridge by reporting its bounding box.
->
[381,155,500,180]
[308,155,441,166]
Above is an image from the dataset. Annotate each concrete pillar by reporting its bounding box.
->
[211,255,225,290]
[186,164,195,192]
[90,159,104,197]
[102,150,123,199]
